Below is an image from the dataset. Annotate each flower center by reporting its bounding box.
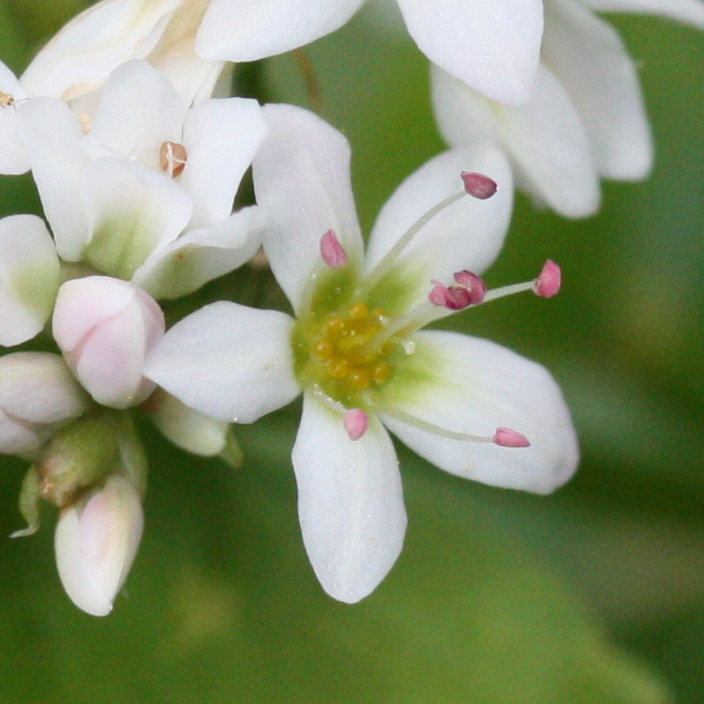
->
[293,301,395,408]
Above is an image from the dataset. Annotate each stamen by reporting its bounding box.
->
[461,172,497,199]
[483,261,562,304]
[533,260,561,298]
[493,427,531,448]
[320,229,348,268]
[375,403,498,443]
[361,188,467,293]
[159,141,188,178]
[343,408,369,441]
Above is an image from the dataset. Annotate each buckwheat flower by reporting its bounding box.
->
[0,352,90,458]
[16,60,266,299]
[20,0,218,106]
[55,474,144,616]
[19,0,544,106]
[432,0,704,218]
[145,105,579,603]
[52,276,165,409]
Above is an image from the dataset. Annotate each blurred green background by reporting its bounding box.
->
[0,1,702,702]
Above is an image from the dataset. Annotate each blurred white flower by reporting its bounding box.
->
[432,0,704,218]
[52,276,165,409]
[145,104,579,604]
[55,474,144,616]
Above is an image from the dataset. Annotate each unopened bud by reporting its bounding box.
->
[55,475,143,616]
[0,352,89,457]
[52,276,165,409]
[36,413,119,508]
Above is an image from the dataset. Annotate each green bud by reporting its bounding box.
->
[36,413,120,508]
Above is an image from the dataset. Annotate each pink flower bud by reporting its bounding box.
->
[52,276,165,409]
[55,475,143,616]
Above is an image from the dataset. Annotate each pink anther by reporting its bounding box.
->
[343,408,369,441]
[533,260,561,298]
[320,229,348,268]
[453,270,487,304]
[461,172,498,200]
[493,427,531,448]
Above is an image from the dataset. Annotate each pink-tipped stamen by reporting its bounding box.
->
[493,427,531,448]
[533,260,561,298]
[343,408,369,441]
[320,229,348,268]
[461,172,497,200]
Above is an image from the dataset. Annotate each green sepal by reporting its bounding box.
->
[10,465,42,538]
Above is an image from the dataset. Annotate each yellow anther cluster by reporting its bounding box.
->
[311,302,392,393]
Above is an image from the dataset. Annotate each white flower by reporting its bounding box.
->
[55,474,144,616]
[17,0,544,107]
[20,0,221,107]
[432,0,704,218]
[52,276,165,409]
[145,104,579,603]
[0,352,90,457]
[16,60,266,299]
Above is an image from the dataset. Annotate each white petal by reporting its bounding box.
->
[0,214,60,345]
[145,1,226,105]
[80,158,193,279]
[581,0,704,28]
[21,0,182,100]
[432,65,600,218]
[133,206,263,299]
[144,301,300,423]
[253,103,364,313]
[0,61,29,174]
[396,0,543,104]
[180,97,268,229]
[543,0,652,180]
[196,0,365,61]
[82,60,186,166]
[292,394,407,603]
[16,98,90,260]
[365,146,513,314]
[376,330,579,494]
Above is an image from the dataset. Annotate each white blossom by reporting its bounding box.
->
[145,105,579,603]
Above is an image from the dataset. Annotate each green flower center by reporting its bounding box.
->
[293,300,396,409]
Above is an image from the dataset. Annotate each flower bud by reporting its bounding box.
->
[52,276,165,409]
[36,413,120,508]
[55,475,143,617]
[0,352,89,457]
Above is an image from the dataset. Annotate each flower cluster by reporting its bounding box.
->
[0,0,699,615]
